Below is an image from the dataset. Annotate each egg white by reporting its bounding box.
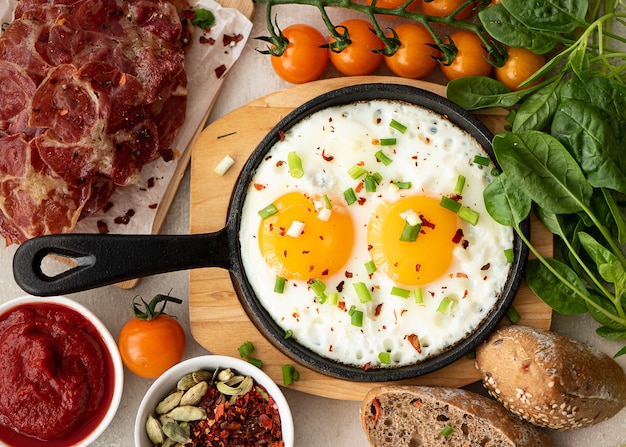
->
[239,100,514,368]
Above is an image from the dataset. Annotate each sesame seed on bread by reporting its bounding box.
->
[476,325,626,430]
[360,385,554,446]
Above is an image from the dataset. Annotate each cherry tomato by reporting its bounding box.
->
[329,19,385,76]
[420,0,474,19]
[439,31,492,81]
[385,23,437,79]
[118,294,186,378]
[494,47,546,90]
[366,0,419,14]
[270,24,329,84]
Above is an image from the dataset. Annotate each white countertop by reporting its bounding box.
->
[1,3,625,446]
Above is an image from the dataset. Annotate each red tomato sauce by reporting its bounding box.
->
[0,303,116,446]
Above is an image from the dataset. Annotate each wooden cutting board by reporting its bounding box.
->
[188,76,553,401]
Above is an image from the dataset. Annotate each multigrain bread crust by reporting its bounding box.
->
[476,325,626,430]
[360,385,554,447]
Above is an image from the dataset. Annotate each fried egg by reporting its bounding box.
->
[239,99,514,368]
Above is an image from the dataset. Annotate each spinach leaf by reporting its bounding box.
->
[492,131,593,214]
[500,0,588,33]
[587,293,626,330]
[596,326,626,340]
[483,173,532,226]
[551,99,626,194]
[512,78,561,132]
[525,258,589,314]
[578,232,625,284]
[446,76,526,110]
[478,4,560,54]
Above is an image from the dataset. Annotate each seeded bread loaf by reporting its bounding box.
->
[360,385,554,446]
[476,325,626,430]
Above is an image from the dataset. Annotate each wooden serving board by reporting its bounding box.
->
[188,76,553,401]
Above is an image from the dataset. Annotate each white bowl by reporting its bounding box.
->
[135,355,294,447]
[0,295,123,447]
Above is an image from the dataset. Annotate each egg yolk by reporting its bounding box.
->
[367,195,459,286]
[258,191,354,281]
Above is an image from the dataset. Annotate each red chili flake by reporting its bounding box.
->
[456,272,468,279]
[452,228,464,244]
[374,303,383,316]
[345,271,353,278]
[420,216,435,229]
[103,201,114,213]
[521,359,532,372]
[371,397,382,423]
[336,281,345,292]
[253,183,266,191]
[405,334,422,353]
[321,269,329,276]
[160,147,175,162]
[462,290,469,299]
[357,197,367,205]
[148,203,158,209]
[114,208,135,225]
[355,182,364,193]
[363,362,371,371]
[199,35,216,45]
[337,301,346,311]
[415,263,421,272]
[278,129,286,141]
[481,263,491,271]
[188,379,283,446]
[462,240,470,249]
[367,244,373,251]
[215,64,227,78]
[223,33,244,46]
[96,220,109,234]
[147,177,155,189]
[321,149,334,161]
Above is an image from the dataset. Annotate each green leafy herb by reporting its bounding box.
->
[192,8,216,29]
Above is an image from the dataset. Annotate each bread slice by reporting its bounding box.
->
[476,325,626,430]
[360,385,554,446]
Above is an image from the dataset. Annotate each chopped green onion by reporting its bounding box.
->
[327,292,339,305]
[348,164,367,179]
[365,260,377,275]
[414,288,424,304]
[392,181,412,189]
[375,150,393,165]
[247,357,263,368]
[439,195,462,213]
[365,175,378,192]
[284,329,293,339]
[274,276,286,294]
[440,425,454,437]
[466,351,476,360]
[314,293,327,304]
[378,351,391,364]
[353,281,373,303]
[344,187,357,205]
[191,8,216,28]
[371,172,383,184]
[453,175,466,195]
[258,203,278,219]
[399,221,421,242]
[309,278,326,296]
[504,248,515,263]
[491,168,501,176]
[473,155,490,166]
[348,305,357,316]
[213,155,235,176]
[391,286,411,299]
[437,297,456,314]
[287,151,304,178]
[390,119,407,134]
[380,138,397,146]
[322,194,332,209]
[281,364,299,385]
[507,306,521,324]
[459,206,480,225]
[238,341,255,358]
[351,309,364,327]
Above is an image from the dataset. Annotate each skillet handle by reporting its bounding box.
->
[12,231,232,296]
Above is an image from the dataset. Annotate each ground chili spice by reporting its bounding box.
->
[189,384,283,446]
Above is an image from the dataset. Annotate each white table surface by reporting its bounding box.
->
[1,4,625,446]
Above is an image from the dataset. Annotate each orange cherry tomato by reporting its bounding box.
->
[270,24,329,84]
[329,19,385,76]
[439,31,493,81]
[366,0,419,14]
[385,23,437,79]
[118,294,186,378]
[420,0,474,19]
[494,47,546,90]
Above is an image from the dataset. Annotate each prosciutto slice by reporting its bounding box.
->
[0,0,189,244]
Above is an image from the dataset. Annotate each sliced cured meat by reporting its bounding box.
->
[0,133,91,244]
[0,0,190,244]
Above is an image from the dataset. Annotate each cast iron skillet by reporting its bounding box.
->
[13,83,530,382]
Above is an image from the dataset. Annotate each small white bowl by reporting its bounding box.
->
[0,295,123,447]
[135,355,294,447]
